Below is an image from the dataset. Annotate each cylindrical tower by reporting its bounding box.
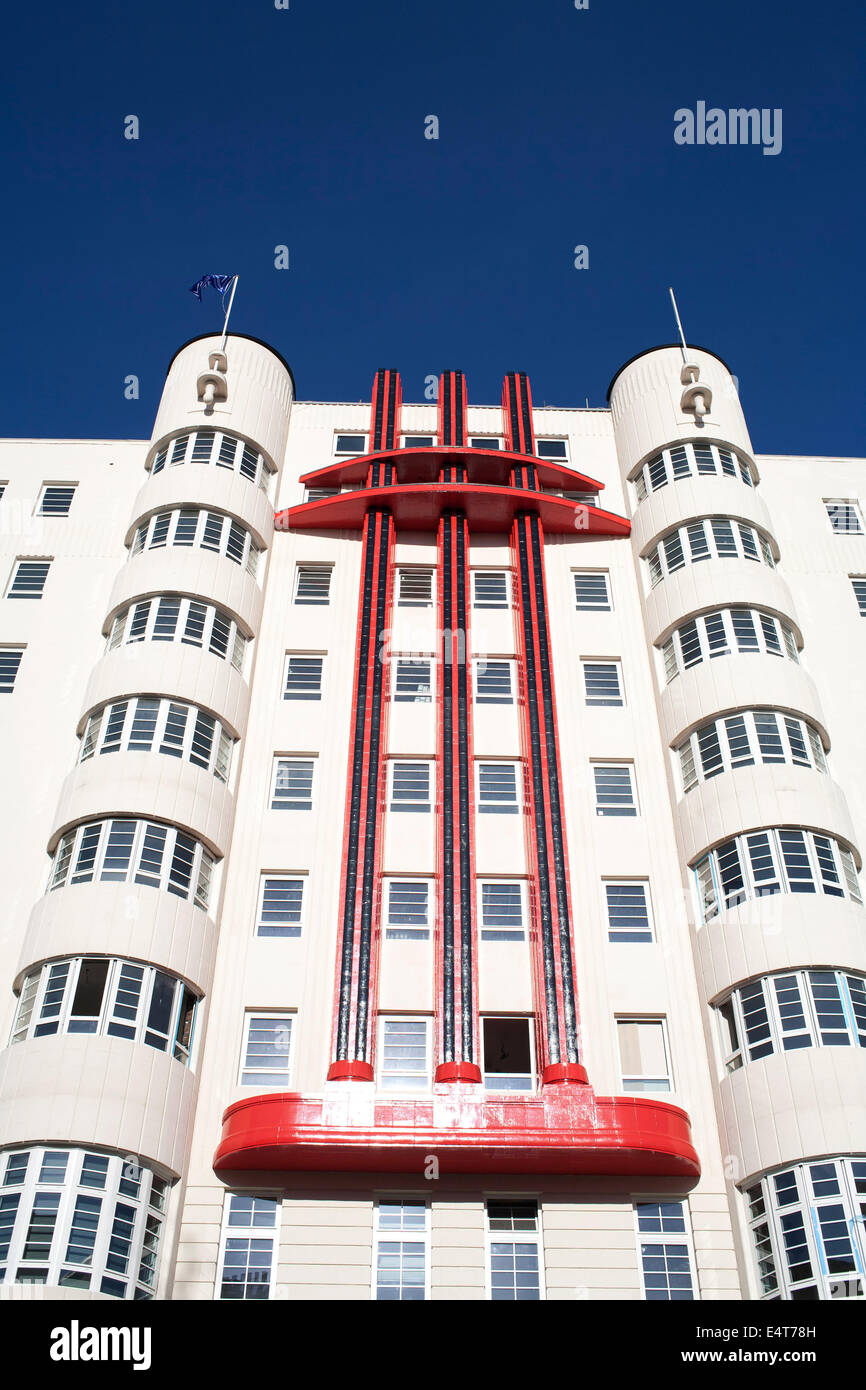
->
[609,344,866,1301]
[0,333,294,1299]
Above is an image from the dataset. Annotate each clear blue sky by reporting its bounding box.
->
[2,0,864,456]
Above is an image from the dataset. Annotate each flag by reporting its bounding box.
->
[189,273,236,302]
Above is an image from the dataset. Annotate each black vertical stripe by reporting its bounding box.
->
[455,514,473,1061]
[515,516,561,1063]
[355,510,391,1058]
[441,514,455,1062]
[518,373,534,454]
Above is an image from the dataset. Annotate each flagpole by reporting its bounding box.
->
[668,287,688,363]
[219,276,239,353]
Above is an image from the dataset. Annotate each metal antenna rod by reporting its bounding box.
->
[219,275,239,353]
[668,287,688,363]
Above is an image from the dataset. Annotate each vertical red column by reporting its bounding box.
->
[327,371,401,1081]
[434,371,481,1082]
[503,373,588,1086]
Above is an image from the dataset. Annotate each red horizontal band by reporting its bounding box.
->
[214,1087,700,1179]
[299,447,603,493]
[434,1062,483,1084]
[326,1061,375,1083]
[541,1063,590,1086]
[276,484,630,538]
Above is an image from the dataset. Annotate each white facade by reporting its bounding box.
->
[0,333,863,1302]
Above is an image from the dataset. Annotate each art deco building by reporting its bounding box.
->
[0,331,863,1302]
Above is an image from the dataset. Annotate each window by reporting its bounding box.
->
[744,1157,866,1300]
[256,877,305,938]
[0,1147,167,1299]
[617,1019,672,1092]
[239,1015,292,1086]
[536,439,568,459]
[402,435,434,448]
[646,518,774,587]
[130,509,261,575]
[851,578,866,616]
[677,710,826,792]
[634,441,753,497]
[334,434,366,455]
[660,607,799,684]
[573,571,611,611]
[636,1202,695,1300]
[583,660,623,706]
[470,436,501,450]
[0,648,24,693]
[48,819,215,910]
[11,958,198,1064]
[477,762,520,814]
[378,1017,431,1092]
[106,597,248,672]
[486,1201,542,1301]
[605,882,653,943]
[294,566,332,605]
[151,430,271,490]
[475,659,514,704]
[717,970,866,1073]
[373,1201,429,1301]
[304,486,339,503]
[389,761,432,812]
[283,654,323,700]
[385,880,431,940]
[79,698,233,781]
[479,881,525,940]
[217,1195,280,1301]
[7,559,51,599]
[472,571,510,609]
[394,659,432,702]
[482,1017,535,1090]
[396,569,433,607]
[270,758,315,810]
[37,485,76,516]
[693,828,862,923]
[593,763,636,816]
[825,499,864,535]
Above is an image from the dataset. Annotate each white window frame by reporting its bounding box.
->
[484,1198,545,1301]
[633,441,752,500]
[535,438,568,460]
[396,568,434,608]
[400,435,435,449]
[130,508,260,577]
[36,484,77,517]
[592,761,637,816]
[270,756,316,811]
[6,557,52,600]
[238,1012,294,1087]
[616,1016,673,1094]
[388,759,433,813]
[215,1193,281,1302]
[716,968,866,1073]
[851,576,866,616]
[825,498,865,535]
[582,659,624,707]
[573,569,612,612]
[634,1200,698,1301]
[371,1198,431,1301]
[376,1015,432,1093]
[48,818,215,910]
[476,761,521,815]
[481,1015,537,1092]
[79,697,233,782]
[472,571,511,610]
[150,430,272,491]
[334,433,368,456]
[255,875,306,939]
[383,878,432,941]
[392,657,433,703]
[604,880,654,943]
[469,436,502,451]
[106,596,248,672]
[646,518,775,588]
[676,709,827,793]
[478,879,527,941]
[283,652,325,701]
[293,564,333,606]
[694,827,863,924]
[0,646,24,694]
[659,607,799,685]
[474,657,515,704]
[743,1158,866,1301]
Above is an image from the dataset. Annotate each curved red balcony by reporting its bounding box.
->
[213,1086,700,1180]
[276,484,630,537]
[299,446,603,492]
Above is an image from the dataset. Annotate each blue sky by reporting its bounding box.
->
[1,0,864,456]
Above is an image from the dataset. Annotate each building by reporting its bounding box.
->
[0,331,864,1304]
